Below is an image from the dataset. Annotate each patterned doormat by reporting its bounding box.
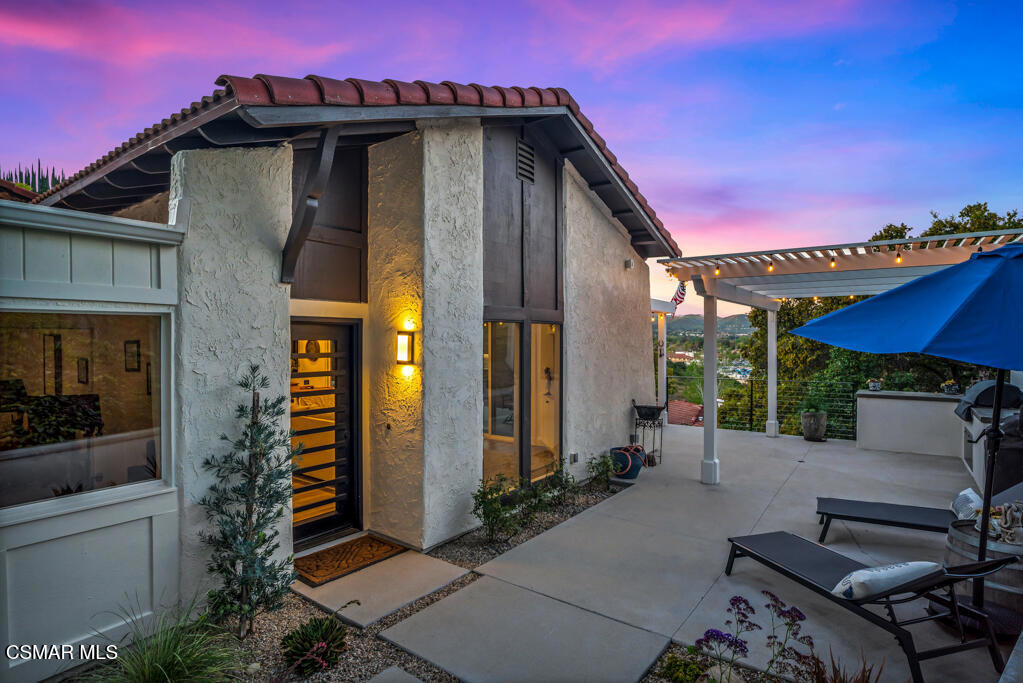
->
[295,535,406,587]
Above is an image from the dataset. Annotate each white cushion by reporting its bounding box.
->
[831,561,941,600]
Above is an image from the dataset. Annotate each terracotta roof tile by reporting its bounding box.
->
[0,178,40,202]
[34,74,680,257]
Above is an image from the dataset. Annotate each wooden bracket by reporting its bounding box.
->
[281,126,342,283]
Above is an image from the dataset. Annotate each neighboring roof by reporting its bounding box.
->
[34,74,679,258]
[0,179,39,202]
[661,228,1023,305]
[668,400,703,426]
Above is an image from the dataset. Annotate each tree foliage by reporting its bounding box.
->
[0,160,66,194]
[199,365,297,639]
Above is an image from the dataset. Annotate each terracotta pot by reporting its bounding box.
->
[801,411,827,441]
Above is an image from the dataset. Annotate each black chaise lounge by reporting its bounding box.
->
[816,480,1023,543]
[726,531,1016,683]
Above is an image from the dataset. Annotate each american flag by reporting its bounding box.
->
[671,280,686,312]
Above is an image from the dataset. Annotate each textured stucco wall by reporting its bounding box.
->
[113,191,169,223]
[366,120,484,549]
[420,119,484,549]
[169,146,293,595]
[562,161,655,481]
[367,131,426,547]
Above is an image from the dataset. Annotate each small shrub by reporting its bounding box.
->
[83,600,240,682]
[543,456,579,505]
[517,477,553,524]
[586,453,615,490]
[472,474,520,541]
[658,646,710,682]
[799,393,826,413]
[279,601,358,678]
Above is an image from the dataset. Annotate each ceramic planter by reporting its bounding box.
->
[801,411,828,442]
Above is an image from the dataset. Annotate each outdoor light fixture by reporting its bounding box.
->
[714,265,721,275]
[895,249,902,264]
[768,262,774,272]
[830,257,836,268]
[396,330,414,365]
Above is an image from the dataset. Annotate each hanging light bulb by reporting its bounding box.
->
[714,265,720,276]
[830,256,836,268]
[849,295,855,300]
[768,262,774,272]
[978,245,984,252]
[895,249,902,264]
[813,296,819,302]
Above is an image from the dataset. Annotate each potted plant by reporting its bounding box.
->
[799,395,827,442]
[941,379,961,395]
[867,378,882,391]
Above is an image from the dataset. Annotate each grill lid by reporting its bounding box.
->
[954,380,1023,421]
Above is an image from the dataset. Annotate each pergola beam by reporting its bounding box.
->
[691,275,780,311]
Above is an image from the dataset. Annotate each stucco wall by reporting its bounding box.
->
[420,119,484,549]
[562,161,655,481]
[113,191,169,223]
[367,131,426,547]
[169,145,293,595]
[366,120,484,549]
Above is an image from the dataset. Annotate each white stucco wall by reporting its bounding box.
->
[367,131,427,547]
[367,120,484,549]
[562,161,655,481]
[168,146,293,595]
[420,119,484,549]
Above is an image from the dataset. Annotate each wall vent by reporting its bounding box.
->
[516,139,535,184]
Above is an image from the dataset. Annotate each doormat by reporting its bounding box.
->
[295,535,406,587]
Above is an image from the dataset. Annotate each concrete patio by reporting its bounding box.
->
[381,424,1012,682]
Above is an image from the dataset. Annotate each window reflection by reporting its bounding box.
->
[530,324,560,481]
[0,312,162,508]
[482,322,519,482]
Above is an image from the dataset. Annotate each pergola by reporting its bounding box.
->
[659,228,1023,484]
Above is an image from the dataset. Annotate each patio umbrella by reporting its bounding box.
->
[791,242,1023,610]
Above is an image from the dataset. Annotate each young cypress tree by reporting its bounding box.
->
[198,364,298,638]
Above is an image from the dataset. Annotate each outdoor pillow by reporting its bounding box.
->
[831,561,941,600]
[951,488,983,520]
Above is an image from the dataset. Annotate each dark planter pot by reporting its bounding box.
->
[801,411,827,442]
[942,383,961,395]
[867,380,882,391]
[610,446,645,479]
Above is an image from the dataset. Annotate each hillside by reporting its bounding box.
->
[656,314,752,335]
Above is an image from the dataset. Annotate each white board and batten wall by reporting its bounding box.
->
[0,199,182,683]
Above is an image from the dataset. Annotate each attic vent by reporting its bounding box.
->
[516,139,535,184]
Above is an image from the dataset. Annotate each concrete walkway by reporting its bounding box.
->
[383,426,1007,682]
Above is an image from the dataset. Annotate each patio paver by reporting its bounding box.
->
[379,576,669,683]
[291,551,467,627]
[366,666,422,683]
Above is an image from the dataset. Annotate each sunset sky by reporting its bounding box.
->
[2,1,1021,314]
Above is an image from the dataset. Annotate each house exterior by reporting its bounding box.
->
[0,74,679,681]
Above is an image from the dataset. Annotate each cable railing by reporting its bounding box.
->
[667,376,858,440]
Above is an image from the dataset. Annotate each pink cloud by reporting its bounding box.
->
[0,2,350,69]
[530,0,868,70]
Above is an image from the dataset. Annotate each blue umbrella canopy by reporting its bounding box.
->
[791,242,1023,370]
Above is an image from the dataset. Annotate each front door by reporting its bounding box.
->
[290,321,360,546]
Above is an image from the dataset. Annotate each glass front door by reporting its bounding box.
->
[290,322,359,544]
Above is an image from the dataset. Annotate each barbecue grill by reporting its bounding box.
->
[956,380,1023,490]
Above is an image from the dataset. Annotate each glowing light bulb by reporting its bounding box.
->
[768,262,774,272]
[830,257,836,268]
[714,266,720,275]
[895,250,902,264]
[401,365,415,378]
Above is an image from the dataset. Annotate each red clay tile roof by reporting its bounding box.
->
[0,178,40,202]
[34,74,679,257]
[668,400,704,426]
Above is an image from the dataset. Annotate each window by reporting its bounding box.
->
[483,322,520,483]
[529,323,561,481]
[0,312,162,508]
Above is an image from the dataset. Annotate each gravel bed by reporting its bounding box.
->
[642,643,771,683]
[428,481,625,569]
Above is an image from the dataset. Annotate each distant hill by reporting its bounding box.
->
[656,314,752,335]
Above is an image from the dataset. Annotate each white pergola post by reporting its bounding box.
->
[766,308,778,437]
[702,294,720,484]
[657,313,667,406]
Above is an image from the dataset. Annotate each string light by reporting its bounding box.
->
[849,295,855,300]
[978,245,984,252]
[813,296,819,302]
[895,249,902,264]
[830,256,836,268]
[768,262,774,272]
[714,265,720,276]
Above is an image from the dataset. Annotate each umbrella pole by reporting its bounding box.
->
[972,368,1007,609]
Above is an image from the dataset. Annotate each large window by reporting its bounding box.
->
[482,322,561,485]
[0,312,162,508]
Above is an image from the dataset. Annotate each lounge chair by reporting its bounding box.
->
[725,531,1015,683]
[817,480,1023,543]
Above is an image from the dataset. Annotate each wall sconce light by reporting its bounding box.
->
[624,258,635,270]
[396,330,414,365]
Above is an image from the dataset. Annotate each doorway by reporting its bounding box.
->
[290,320,361,547]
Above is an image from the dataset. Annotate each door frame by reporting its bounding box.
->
[290,316,363,550]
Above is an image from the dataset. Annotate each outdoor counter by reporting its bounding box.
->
[856,390,962,457]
